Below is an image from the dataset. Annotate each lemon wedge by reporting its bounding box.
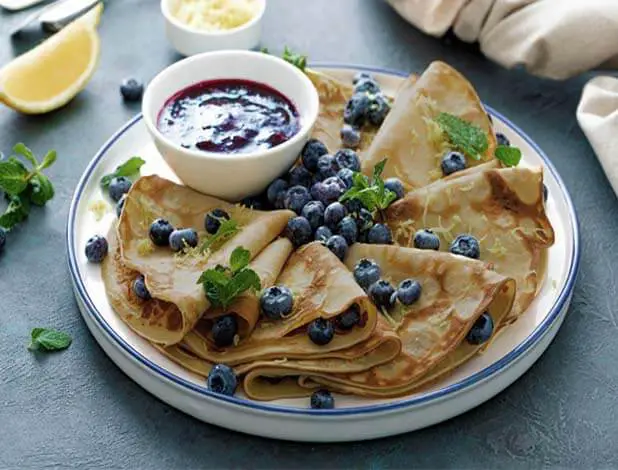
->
[0,3,103,114]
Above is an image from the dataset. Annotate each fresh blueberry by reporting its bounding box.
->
[116,195,126,218]
[397,279,422,305]
[343,198,365,215]
[337,216,358,245]
[120,78,144,102]
[353,72,372,85]
[0,227,6,252]
[310,389,335,409]
[355,78,381,94]
[337,168,354,189]
[301,139,328,172]
[133,274,151,301]
[241,194,268,210]
[369,280,395,309]
[324,202,348,229]
[334,149,361,172]
[325,235,348,261]
[169,228,199,252]
[205,208,230,234]
[316,154,338,180]
[384,177,404,201]
[340,125,361,149]
[313,179,343,206]
[336,304,361,330]
[344,93,371,127]
[466,312,494,345]
[368,93,391,126]
[85,235,108,263]
[301,200,325,231]
[207,364,238,396]
[284,216,313,247]
[543,183,548,202]
[441,151,467,176]
[288,165,312,188]
[149,218,175,246]
[260,286,294,320]
[108,176,132,202]
[450,234,480,259]
[307,318,335,345]
[266,178,289,209]
[367,223,393,245]
[314,225,333,242]
[212,314,238,348]
[496,132,510,147]
[413,229,440,251]
[284,185,312,214]
[353,258,381,290]
[354,208,374,232]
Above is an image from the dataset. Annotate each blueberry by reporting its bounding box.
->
[169,228,199,252]
[368,94,390,127]
[301,200,325,231]
[384,177,404,201]
[108,176,132,202]
[441,151,467,176]
[241,194,268,210]
[450,234,480,259]
[367,223,393,245]
[466,312,494,345]
[344,93,371,127]
[301,139,328,172]
[312,179,343,206]
[355,78,381,94]
[324,202,348,229]
[354,208,374,232]
[334,149,361,172]
[396,279,422,305]
[120,78,144,102]
[496,132,510,147]
[207,364,238,396]
[353,72,372,85]
[284,216,313,247]
[260,286,294,320]
[266,178,289,209]
[343,198,365,215]
[116,195,126,218]
[314,225,333,242]
[353,258,381,290]
[310,389,335,409]
[413,229,440,251]
[307,318,335,345]
[336,304,361,330]
[337,216,358,245]
[0,227,6,252]
[149,218,174,246]
[325,235,348,260]
[212,314,238,348]
[85,235,108,263]
[337,168,354,189]
[284,185,312,214]
[317,154,338,180]
[368,280,395,309]
[133,274,151,301]
[340,125,361,149]
[288,165,312,188]
[205,209,230,234]
[543,183,548,202]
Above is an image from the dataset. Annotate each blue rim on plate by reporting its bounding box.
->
[66,64,580,416]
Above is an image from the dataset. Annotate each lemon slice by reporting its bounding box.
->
[0,3,103,114]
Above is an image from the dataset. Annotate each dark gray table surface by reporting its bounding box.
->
[1,0,616,468]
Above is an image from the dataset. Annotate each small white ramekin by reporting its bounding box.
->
[142,50,320,201]
[161,0,266,56]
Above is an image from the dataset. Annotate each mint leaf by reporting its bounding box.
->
[197,268,229,287]
[0,193,30,230]
[225,269,261,301]
[373,159,387,180]
[201,218,239,252]
[13,143,38,167]
[38,150,57,171]
[0,160,29,195]
[28,328,72,352]
[282,46,307,71]
[340,159,397,214]
[494,145,522,167]
[101,156,146,189]
[230,246,250,273]
[29,173,55,206]
[435,112,488,160]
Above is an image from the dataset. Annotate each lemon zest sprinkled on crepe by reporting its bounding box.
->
[459,182,476,192]
[394,219,417,244]
[88,199,109,221]
[486,237,508,258]
[136,239,155,256]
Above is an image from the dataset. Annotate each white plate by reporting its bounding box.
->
[67,65,580,442]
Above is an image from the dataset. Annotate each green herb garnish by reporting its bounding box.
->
[494,145,522,167]
[100,156,146,189]
[261,46,307,72]
[0,143,57,231]
[28,328,72,352]
[435,112,488,160]
[197,246,261,309]
[201,218,240,252]
[340,159,397,215]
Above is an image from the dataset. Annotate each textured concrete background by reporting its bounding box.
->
[1,0,616,468]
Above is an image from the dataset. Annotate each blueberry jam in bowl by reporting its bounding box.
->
[142,50,320,201]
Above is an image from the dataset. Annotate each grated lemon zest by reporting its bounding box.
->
[137,239,155,256]
[486,238,508,257]
[88,199,109,221]
[459,182,476,192]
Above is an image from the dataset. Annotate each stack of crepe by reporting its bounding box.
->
[102,60,554,400]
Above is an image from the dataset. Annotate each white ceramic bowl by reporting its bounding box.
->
[142,50,320,201]
[161,0,266,56]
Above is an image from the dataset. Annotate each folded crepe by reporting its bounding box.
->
[361,61,497,192]
[115,175,294,345]
[386,166,554,324]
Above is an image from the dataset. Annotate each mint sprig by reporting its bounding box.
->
[435,112,489,160]
[100,156,145,189]
[261,46,307,72]
[28,328,72,352]
[201,218,240,252]
[197,247,261,309]
[494,145,522,167]
[339,159,397,214]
